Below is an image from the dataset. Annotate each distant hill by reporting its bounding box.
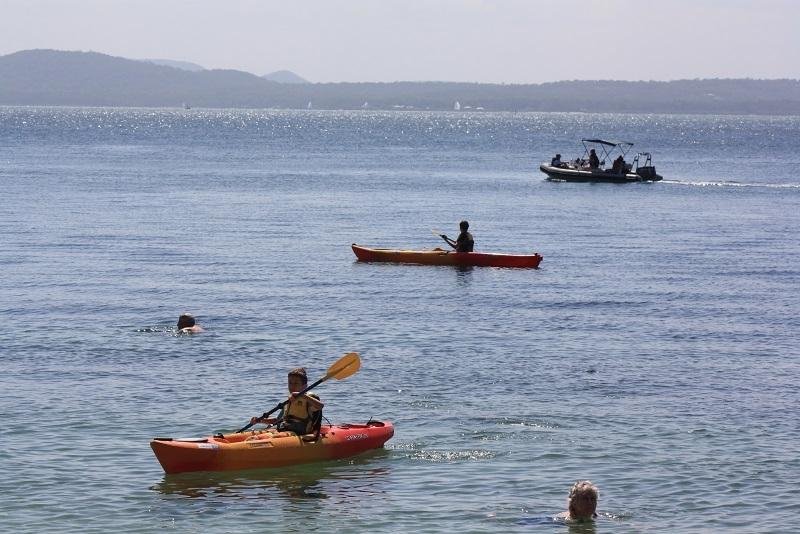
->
[0,49,289,108]
[1,50,799,115]
[262,70,308,84]
[142,58,205,72]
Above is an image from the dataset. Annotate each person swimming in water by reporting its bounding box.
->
[177,313,204,334]
[557,480,599,522]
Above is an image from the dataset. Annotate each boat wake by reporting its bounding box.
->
[662,179,800,189]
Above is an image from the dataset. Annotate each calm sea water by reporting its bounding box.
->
[1,107,799,533]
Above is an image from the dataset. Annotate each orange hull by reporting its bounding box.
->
[352,244,542,268]
[151,421,394,474]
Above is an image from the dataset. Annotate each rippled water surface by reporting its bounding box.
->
[1,107,799,532]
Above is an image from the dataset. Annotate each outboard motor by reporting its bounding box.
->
[636,165,658,179]
[632,152,663,181]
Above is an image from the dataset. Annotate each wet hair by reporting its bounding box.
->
[568,480,598,518]
[288,367,308,384]
[177,313,196,329]
[459,220,469,231]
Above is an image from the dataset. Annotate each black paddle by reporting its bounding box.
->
[431,229,455,249]
[236,352,361,433]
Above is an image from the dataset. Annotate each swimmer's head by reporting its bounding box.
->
[568,480,598,521]
[177,313,196,329]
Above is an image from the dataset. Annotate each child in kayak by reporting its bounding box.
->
[251,367,324,440]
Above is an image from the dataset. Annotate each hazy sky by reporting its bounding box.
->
[2,0,798,83]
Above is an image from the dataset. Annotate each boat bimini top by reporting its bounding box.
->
[581,139,634,165]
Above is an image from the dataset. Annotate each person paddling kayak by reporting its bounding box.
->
[440,220,474,252]
[250,367,324,440]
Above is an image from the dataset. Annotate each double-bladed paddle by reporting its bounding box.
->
[236,352,362,433]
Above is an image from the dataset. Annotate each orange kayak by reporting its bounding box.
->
[151,421,394,474]
[352,244,542,268]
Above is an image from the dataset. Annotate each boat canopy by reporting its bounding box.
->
[581,139,634,148]
[580,138,634,160]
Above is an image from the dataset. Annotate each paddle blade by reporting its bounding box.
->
[326,352,361,380]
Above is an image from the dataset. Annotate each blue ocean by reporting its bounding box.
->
[1,107,798,532]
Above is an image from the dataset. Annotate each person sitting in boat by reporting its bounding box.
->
[551,153,563,167]
[440,220,474,252]
[611,155,625,174]
[177,313,204,334]
[250,367,324,440]
[588,149,600,169]
[556,480,599,522]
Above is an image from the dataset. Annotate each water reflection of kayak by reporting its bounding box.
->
[151,457,392,499]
